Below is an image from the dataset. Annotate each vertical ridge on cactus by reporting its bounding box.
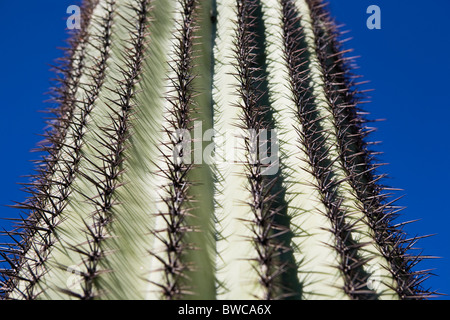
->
[0,0,434,300]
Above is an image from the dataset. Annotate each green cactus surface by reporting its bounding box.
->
[0,0,433,300]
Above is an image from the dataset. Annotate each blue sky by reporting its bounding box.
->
[0,0,449,299]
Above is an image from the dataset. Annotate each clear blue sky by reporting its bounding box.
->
[0,0,449,299]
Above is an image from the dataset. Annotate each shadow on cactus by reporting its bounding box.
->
[0,0,437,300]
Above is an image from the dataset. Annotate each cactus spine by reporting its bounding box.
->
[0,0,432,300]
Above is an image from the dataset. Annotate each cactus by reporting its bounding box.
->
[0,0,433,300]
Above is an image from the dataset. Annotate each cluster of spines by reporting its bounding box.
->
[149,0,198,300]
[0,0,101,299]
[0,0,153,300]
[60,0,151,299]
[306,0,435,299]
[234,0,291,300]
[280,0,381,299]
[38,0,117,299]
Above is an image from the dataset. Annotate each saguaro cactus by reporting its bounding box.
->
[0,0,433,300]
